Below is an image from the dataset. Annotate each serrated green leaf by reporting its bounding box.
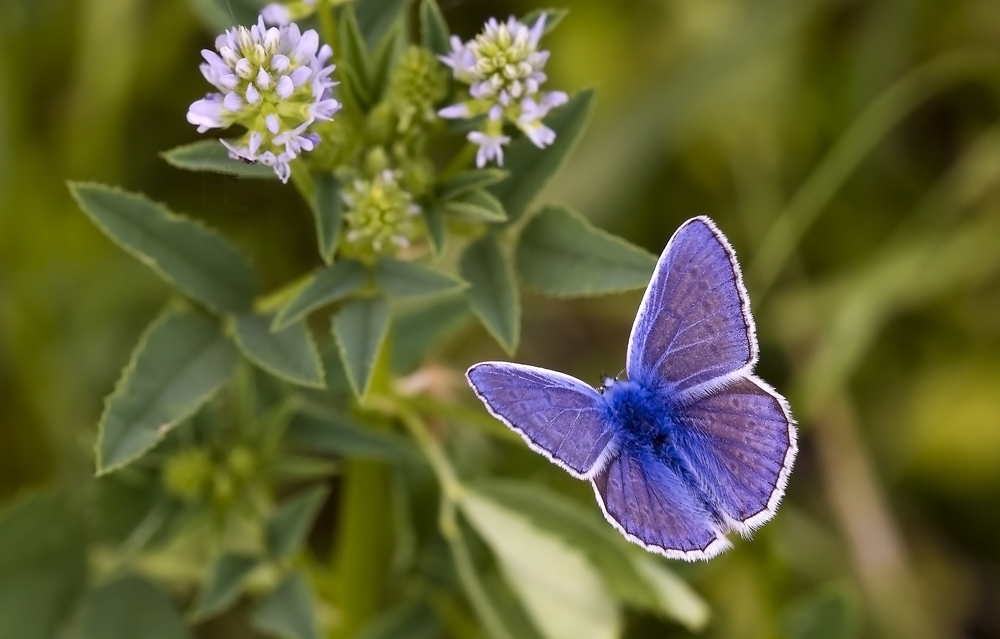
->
[70,182,256,314]
[287,411,416,461]
[266,485,330,560]
[356,0,412,47]
[98,308,238,475]
[374,257,467,301]
[520,8,569,35]
[438,169,509,201]
[419,0,450,55]
[392,296,472,373]
[233,313,324,388]
[161,140,278,179]
[460,234,520,354]
[332,297,391,397]
[191,554,260,621]
[272,260,367,331]
[423,205,447,256]
[311,173,343,263]
[444,189,508,223]
[460,490,620,639]
[339,4,374,108]
[489,90,594,223]
[517,206,656,297]
[82,576,190,639]
[0,493,87,639]
[251,573,320,639]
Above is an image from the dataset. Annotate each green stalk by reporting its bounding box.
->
[319,0,339,54]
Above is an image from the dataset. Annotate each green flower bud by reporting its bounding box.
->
[228,446,256,480]
[387,47,448,133]
[342,170,421,255]
[162,448,213,502]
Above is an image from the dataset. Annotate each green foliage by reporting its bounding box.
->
[520,8,570,34]
[460,234,521,354]
[374,257,467,300]
[332,297,391,397]
[287,412,416,461]
[357,598,444,639]
[391,297,472,373]
[0,494,87,639]
[81,577,190,639]
[783,585,861,639]
[338,4,375,110]
[437,169,509,201]
[70,183,257,314]
[419,0,451,56]
[97,308,238,475]
[251,573,321,639]
[443,189,508,223]
[266,485,330,560]
[191,554,261,620]
[272,260,367,331]
[355,0,413,47]
[161,140,279,179]
[311,173,344,264]
[232,313,325,388]
[517,206,656,297]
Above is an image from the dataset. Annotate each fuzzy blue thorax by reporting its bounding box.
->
[602,379,677,451]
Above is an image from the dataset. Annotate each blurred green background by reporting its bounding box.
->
[3,0,1000,637]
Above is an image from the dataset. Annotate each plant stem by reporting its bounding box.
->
[319,0,339,54]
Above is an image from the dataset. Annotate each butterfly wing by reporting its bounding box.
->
[466,362,617,478]
[626,217,756,394]
[592,447,730,560]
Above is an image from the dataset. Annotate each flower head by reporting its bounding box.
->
[343,170,421,254]
[186,16,341,182]
[387,46,449,133]
[438,14,568,166]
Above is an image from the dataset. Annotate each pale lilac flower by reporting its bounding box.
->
[186,16,341,182]
[468,131,511,168]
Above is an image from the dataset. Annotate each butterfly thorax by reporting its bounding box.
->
[602,379,677,452]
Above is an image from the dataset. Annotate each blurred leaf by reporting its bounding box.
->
[460,489,620,639]
[519,8,569,34]
[233,313,324,388]
[97,308,238,475]
[311,173,343,263]
[266,485,330,560]
[161,140,278,180]
[374,257,467,301]
[444,189,508,223]
[489,90,594,223]
[356,0,411,47]
[332,297,391,397]
[287,411,416,461]
[481,574,545,639]
[517,206,655,297]
[632,557,710,631]
[70,183,256,314]
[191,553,260,621]
[437,169,509,201]
[460,234,520,354]
[252,574,320,639]
[0,493,87,639]
[371,20,406,103]
[268,455,339,481]
[419,0,450,56]
[338,4,374,108]
[784,585,861,639]
[357,598,444,639]
[82,576,190,639]
[273,260,367,331]
[392,296,472,373]
[423,205,447,255]
[185,0,262,34]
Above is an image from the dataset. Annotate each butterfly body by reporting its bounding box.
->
[467,217,796,560]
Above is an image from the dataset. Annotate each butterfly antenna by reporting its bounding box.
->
[617,368,626,380]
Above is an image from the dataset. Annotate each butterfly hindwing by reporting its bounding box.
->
[627,217,756,394]
[466,362,616,478]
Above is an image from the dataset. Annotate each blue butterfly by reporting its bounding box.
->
[467,217,797,560]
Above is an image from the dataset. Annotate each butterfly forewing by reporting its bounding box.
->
[466,362,616,478]
[627,217,756,393]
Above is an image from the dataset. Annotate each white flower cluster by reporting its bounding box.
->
[186,17,341,182]
[438,14,568,168]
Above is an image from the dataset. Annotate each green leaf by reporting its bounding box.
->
[251,573,320,639]
[70,182,256,314]
[423,205,447,256]
[272,260,367,331]
[443,189,508,223]
[517,206,656,297]
[392,296,472,373]
[97,308,238,475]
[460,490,620,639]
[489,90,594,223]
[311,173,343,263]
[419,0,450,56]
[784,585,861,639]
[233,313,324,388]
[438,169,509,201]
[191,554,260,621]
[338,4,374,108]
[185,0,261,34]
[287,411,416,461]
[520,8,569,35]
[332,297,391,398]
[358,598,443,639]
[268,456,339,481]
[371,20,406,103]
[82,576,190,639]
[0,493,87,639]
[631,557,710,632]
[356,0,412,47]
[374,257,467,301]
[266,485,330,561]
[460,234,520,354]
[161,140,278,179]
